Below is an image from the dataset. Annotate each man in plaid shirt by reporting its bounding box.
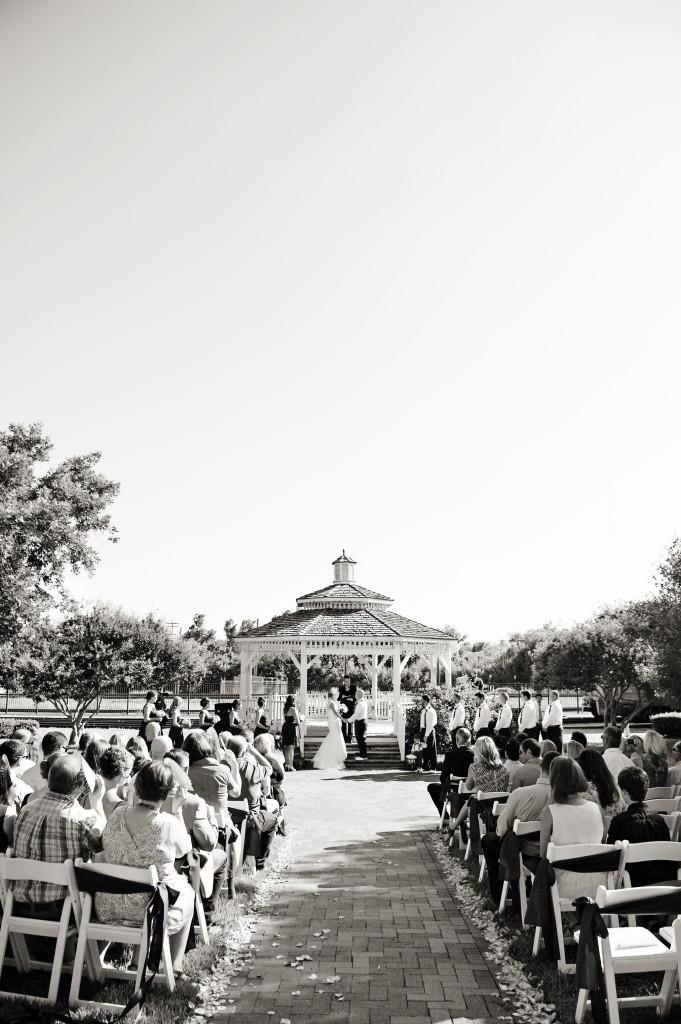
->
[11,754,103,953]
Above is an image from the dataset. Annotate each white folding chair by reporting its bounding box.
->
[648,787,676,800]
[67,858,175,1014]
[660,811,681,842]
[464,790,509,870]
[498,818,541,925]
[533,841,627,974]
[620,841,681,925]
[228,799,249,881]
[575,885,681,1024]
[648,797,681,814]
[476,796,508,881]
[0,856,81,1006]
[439,776,466,830]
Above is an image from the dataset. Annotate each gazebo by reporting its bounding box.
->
[236,552,455,737]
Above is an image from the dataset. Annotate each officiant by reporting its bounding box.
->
[338,676,357,744]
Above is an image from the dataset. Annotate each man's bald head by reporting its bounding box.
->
[48,754,84,797]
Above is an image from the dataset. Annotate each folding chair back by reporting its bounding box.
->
[534,841,627,974]
[575,885,681,1024]
[621,840,681,923]
[228,799,249,881]
[497,817,540,922]
[0,855,80,1006]
[647,787,676,800]
[67,858,175,1015]
[660,811,681,842]
[439,776,466,829]
[473,791,509,879]
[647,797,681,813]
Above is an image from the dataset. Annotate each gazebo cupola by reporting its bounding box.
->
[332,550,357,583]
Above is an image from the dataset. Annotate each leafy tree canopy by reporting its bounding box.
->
[0,422,119,645]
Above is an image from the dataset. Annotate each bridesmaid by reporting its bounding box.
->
[254,696,270,737]
[168,697,192,750]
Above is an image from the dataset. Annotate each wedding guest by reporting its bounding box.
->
[99,747,133,819]
[503,739,524,790]
[540,739,557,757]
[608,767,672,886]
[139,690,164,738]
[109,734,124,748]
[637,730,670,788]
[419,695,438,772]
[495,691,513,746]
[667,741,681,787]
[449,736,509,836]
[427,727,474,814]
[601,727,634,784]
[184,731,240,830]
[254,696,270,737]
[578,747,624,833]
[339,676,357,744]
[126,736,151,775]
[21,731,67,795]
[512,739,542,790]
[199,697,217,730]
[571,730,589,749]
[448,692,466,746]
[542,690,563,749]
[281,695,301,772]
[347,688,369,761]
[227,735,278,871]
[518,691,539,740]
[566,740,585,760]
[0,741,33,806]
[473,691,492,739]
[168,697,192,750]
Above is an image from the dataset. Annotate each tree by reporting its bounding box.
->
[10,604,207,736]
[652,538,681,703]
[0,422,119,645]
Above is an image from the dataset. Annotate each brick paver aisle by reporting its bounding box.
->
[214,766,502,1024]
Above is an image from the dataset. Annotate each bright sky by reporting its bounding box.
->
[2,1,680,643]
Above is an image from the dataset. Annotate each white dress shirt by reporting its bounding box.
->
[420,706,437,737]
[496,703,513,730]
[542,700,563,730]
[603,747,634,783]
[448,703,466,732]
[349,698,368,722]
[473,702,491,733]
[518,701,537,732]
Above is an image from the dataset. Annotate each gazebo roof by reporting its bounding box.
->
[243,606,453,642]
[296,582,392,604]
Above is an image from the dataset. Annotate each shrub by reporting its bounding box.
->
[0,718,40,739]
[404,679,509,752]
[650,712,681,738]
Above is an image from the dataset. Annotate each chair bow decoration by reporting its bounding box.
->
[498,828,539,883]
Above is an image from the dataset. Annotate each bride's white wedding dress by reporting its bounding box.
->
[312,700,347,770]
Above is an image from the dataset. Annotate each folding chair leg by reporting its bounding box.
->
[464,839,471,861]
[161,936,175,992]
[532,926,541,956]
[69,906,92,1007]
[48,901,72,1005]
[498,880,509,914]
[478,856,486,883]
[602,959,620,1024]
[195,894,209,945]
[575,987,588,1023]
[658,968,676,1018]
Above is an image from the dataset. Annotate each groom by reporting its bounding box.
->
[339,676,357,744]
[346,688,368,761]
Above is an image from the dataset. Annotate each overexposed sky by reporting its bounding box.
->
[2,1,680,642]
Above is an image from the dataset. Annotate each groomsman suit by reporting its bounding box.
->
[420,702,438,771]
[348,695,369,760]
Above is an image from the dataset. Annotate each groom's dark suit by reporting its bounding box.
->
[339,682,357,742]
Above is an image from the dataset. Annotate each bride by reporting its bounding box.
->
[312,687,347,770]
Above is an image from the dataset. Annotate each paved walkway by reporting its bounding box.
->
[214,766,502,1024]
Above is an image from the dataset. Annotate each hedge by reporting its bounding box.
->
[0,718,40,739]
[650,713,681,738]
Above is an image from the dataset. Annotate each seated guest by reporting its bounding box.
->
[24,752,64,807]
[539,756,606,933]
[78,731,95,754]
[21,731,67,794]
[95,762,194,975]
[253,733,287,809]
[109,733,124,747]
[636,730,669,788]
[427,727,474,815]
[571,730,588,748]
[667,741,681,787]
[449,736,509,838]
[566,740,585,760]
[578,747,625,832]
[151,736,174,761]
[625,734,645,763]
[83,736,109,776]
[227,735,278,871]
[601,726,634,784]
[607,766,672,886]
[512,739,542,790]
[540,740,557,757]
[481,750,559,906]
[0,757,24,850]
[0,741,33,805]
[99,747,134,819]
[10,730,36,776]
[184,731,240,831]
[144,720,162,746]
[503,739,524,791]
[10,754,104,958]
[126,736,151,775]
[165,749,233,907]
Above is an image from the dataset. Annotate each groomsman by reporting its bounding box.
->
[473,691,492,738]
[339,676,357,744]
[448,692,466,747]
[494,691,513,745]
[348,688,369,761]
[419,695,438,772]
[542,690,563,749]
[518,690,540,740]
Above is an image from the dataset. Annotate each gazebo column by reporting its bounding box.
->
[442,651,452,689]
[299,642,308,754]
[392,644,401,732]
[429,653,438,688]
[370,653,379,713]
[239,649,255,700]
